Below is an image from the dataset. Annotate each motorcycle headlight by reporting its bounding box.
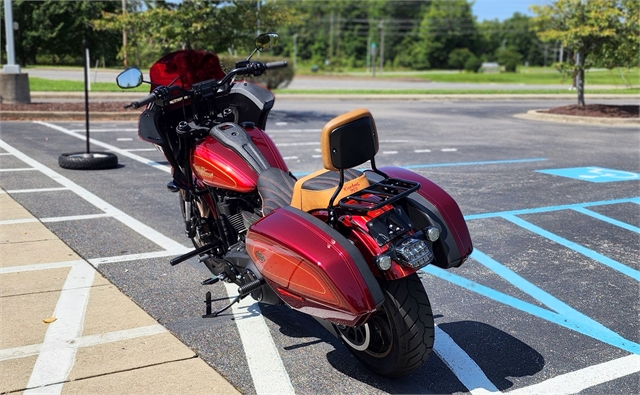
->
[394,238,434,269]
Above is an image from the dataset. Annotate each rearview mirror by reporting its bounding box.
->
[116,68,143,89]
[255,33,279,52]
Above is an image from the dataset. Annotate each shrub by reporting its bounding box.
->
[218,55,294,90]
[448,48,474,71]
[464,55,483,73]
[496,49,523,73]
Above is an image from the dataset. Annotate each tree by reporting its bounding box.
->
[448,48,474,70]
[501,13,544,66]
[532,0,636,106]
[496,48,523,72]
[3,0,119,66]
[94,0,297,67]
[415,0,479,69]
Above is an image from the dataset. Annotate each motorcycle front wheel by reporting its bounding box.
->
[337,273,434,378]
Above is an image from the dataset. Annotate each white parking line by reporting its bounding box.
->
[41,213,112,223]
[0,218,39,225]
[0,168,37,172]
[507,354,640,395]
[0,260,85,275]
[434,326,501,394]
[89,250,186,266]
[272,142,320,147]
[224,283,296,395]
[0,325,166,362]
[0,139,187,254]
[35,122,172,173]
[24,262,95,395]
[68,129,138,133]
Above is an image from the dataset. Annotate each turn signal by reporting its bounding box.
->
[374,254,392,271]
[426,226,440,242]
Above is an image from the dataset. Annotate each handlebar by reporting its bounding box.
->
[124,91,158,109]
[124,60,288,109]
[265,61,288,69]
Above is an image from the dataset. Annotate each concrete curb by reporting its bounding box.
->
[514,109,640,127]
[1,110,141,121]
[0,192,240,395]
[273,93,638,101]
[28,91,638,101]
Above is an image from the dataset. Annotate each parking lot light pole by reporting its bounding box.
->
[1,0,31,103]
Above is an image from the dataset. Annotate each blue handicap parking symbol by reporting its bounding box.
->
[538,167,640,183]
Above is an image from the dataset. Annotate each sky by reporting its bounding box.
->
[472,0,553,21]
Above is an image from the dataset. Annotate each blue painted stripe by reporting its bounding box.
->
[471,250,639,350]
[572,207,640,234]
[292,157,548,178]
[400,158,547,170]
[422,264,640,354]
[502,214,640,281]
[465,197,640,220]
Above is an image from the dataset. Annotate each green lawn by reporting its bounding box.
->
[28,65,640,93]
[302,66,640,87]
[29,77,148,92]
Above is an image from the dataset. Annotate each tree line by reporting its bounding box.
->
[1,0,638,76]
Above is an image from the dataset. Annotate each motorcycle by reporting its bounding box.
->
[116,33,473,378]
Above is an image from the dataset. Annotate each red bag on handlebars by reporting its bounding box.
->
[149,50,226,91]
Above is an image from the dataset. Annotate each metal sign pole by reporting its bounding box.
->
[84,39,90,154]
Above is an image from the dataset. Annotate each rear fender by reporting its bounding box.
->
[246,206,385,326]
[370,167,473,268]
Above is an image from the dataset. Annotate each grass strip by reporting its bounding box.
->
[29,77,639,96]
[29,77,148,92]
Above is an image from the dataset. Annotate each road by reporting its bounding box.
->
[26,66,583,91]
[1,98,638,394]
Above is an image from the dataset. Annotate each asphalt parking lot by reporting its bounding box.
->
[1,98,638,394]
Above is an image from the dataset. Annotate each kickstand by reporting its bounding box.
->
[203,291,241,318]
[202,278,265,318]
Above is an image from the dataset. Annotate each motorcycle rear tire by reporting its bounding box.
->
[339,273,434,378]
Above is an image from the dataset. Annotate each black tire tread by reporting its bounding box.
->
[58,152,118,170]
[346,273,434,378]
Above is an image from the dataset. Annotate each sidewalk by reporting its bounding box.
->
[0,192,240,394]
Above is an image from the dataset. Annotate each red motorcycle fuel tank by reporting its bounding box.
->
[246,206,385,326]
[192,136,258,192]
[191,125,289,192]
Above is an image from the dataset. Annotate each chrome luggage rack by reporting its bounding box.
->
[338,178,420,212]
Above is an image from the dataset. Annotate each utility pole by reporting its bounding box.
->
[122,0,128,67]
[378,20,385,74]
[329,12,334,62]
[293,33,298,71]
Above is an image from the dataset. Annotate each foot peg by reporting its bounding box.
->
[167,180,179,193]
[203,278,265,318]
[170,242,218,266]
